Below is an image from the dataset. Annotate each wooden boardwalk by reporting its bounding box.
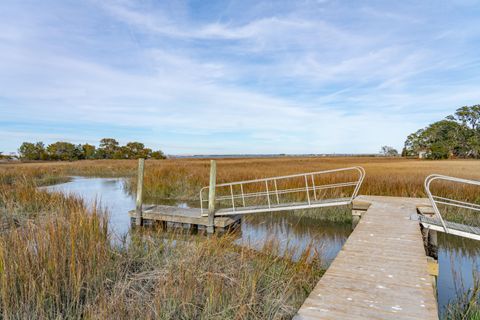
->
[294,196,438,320]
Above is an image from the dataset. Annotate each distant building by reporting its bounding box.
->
[418,150,427,159]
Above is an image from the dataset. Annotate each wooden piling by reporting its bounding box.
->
[207,160,216,234]
[352,212,361,229]
[352,199,369,229]
[135,158,145,226]
[428,229,438,259]
[418,206,439,260]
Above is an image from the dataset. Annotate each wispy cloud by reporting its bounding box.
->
[0,0,479,154]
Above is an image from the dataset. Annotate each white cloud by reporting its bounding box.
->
[1,0,479,154]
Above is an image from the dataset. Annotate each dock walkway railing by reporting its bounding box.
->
[424,174,480,237]
[200,166,365,216]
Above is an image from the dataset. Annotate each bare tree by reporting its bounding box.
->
[380,146,399,157]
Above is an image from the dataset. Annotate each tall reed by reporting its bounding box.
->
[444,270,480,319]
[0,169,323,319]
[0,177,111,318]
[86,232,323,319]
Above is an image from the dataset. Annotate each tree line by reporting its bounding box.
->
[403,104,480,159]
[17,138,166,161]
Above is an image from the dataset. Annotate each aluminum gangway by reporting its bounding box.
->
[415,174,480,241]
[200,166,365,216]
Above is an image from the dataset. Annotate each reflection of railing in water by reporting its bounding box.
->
[423,174,480,240]
[200,167,365,216]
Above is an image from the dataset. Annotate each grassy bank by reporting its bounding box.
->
[0,171,323,319]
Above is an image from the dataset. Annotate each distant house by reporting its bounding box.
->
[418,150,427,159]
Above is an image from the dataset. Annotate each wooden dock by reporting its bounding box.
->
[128,205,242,231]
[294,196,438,320]
[128,160,480,318]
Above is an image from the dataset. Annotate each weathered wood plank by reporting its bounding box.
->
[294,196,438,320]
[352,198,371,211]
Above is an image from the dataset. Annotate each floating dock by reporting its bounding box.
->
[128,205,242,231]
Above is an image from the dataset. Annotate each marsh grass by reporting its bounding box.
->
[438,206,480,228]
[133,157,480,200]
[431,181,480,227]
[3,157,480,227]
[87,231,323,319]
[3,157,480,199]
[0,169,323,319]
[290,206,353,223]
[0,189,111,318]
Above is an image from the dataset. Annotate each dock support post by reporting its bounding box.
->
[428,229,438,260]
[351,199,370,230]
[207,160,216,234]
[160,221,167,230]
[419,206,439,260]
[135,158,145,226]
[352,210,362,229]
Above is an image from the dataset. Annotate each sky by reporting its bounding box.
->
[1,0,480,155]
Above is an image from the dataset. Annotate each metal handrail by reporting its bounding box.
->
[424,174,480,234]
[200,166,365,215]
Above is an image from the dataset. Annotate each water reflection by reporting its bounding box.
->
[44,176,479,316]
[45,177,134,237]
[437,233,479,316]
[239,213,350,265]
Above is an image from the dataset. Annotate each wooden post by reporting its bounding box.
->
[351,199,370,229]
[135,158,145,226]
[428,229,438,260]
[352,210,362,229]
[418,206,439,260]
[207,160,216,234]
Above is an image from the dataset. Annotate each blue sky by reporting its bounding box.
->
[1,0,479,155]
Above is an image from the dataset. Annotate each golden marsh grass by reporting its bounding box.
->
[0,169,322,319]
[3,157,480,195]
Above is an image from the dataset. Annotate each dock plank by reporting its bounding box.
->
[294,196,438,320]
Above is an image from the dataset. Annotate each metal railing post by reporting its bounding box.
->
[265,180,271,208]
[274,179,280,204]
[304,175,311,205]
[230,184,235,211]
[311,174,317,201]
